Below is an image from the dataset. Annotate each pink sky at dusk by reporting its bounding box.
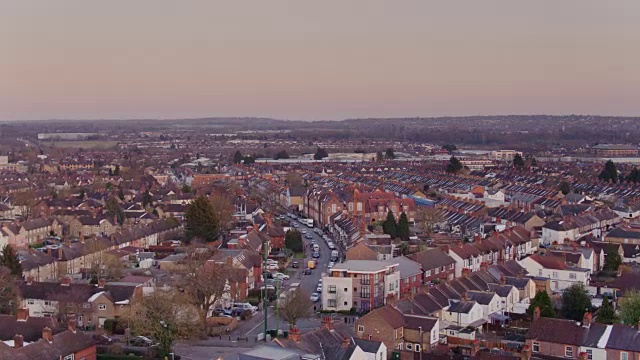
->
[1,1,639,121]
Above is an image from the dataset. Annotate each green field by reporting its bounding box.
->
[46,141,118,149]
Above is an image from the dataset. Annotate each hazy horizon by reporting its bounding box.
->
[2,1,640,121]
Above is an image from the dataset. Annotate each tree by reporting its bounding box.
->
[285,230,303,253]
[376,151,384,163]
[416,207,444,235]
[243,155,255,164]
[285,172,303,187]
[48,284,93,322]
[597,297,617,324]
[313,148,329,160]
[603,244,622,272]
[13,189,36,220]
[385,148,395,160]
[233,150,243,164]
[277,289,312,328]
[559,181,572,195]
[446,156,463,174]
[184,196,221,243]
[530,156,538,167]
[619,290,640,326]
[397,212,410,241]
[383,211,398,238]
[513,154,525,168]
[118,187,125,201]
[105,197,124,225]
[626,167,640,184]
[527,291,556,318]
[0,266,18,314]
[181,184,192,193]
[442,144,457,152]
[598,160,618,183]
[113,165,120,176]
[561,283,592,321]
[274,150,290,160]
[0,245,22,277]
[210,193,234,231]
[128,289,198,359]
[142,190,153,208]
[178,248,231,331]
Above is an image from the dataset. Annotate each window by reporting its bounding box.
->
[98,304,107,311]
[361,288,370,297]
[415,344,421,352]
[569,273,576,279]
[620,352,628,360]
[406,343,413,351]
[358,325,364,332]
[532,342,540,353]
[357,202,362,211]
[328,285,337,294]
[586,349,592,360]
[44,301,51,306]
[27,300,34,305]
[435,268,439,274]
[349,203,353,212]
[344,301,348,306]
[565,346,573,358]
[64,355,74,360]
[538,269,543,276]
[389,283,394,291]
[425,270,431,276]
[553,272,559,279]
[328,299,336,307]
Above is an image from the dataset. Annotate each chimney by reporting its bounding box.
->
[98,278,106,289]
[26,276,34,285]
[289,327,301,342]
[500,274,506,286]
[480,262,489,271]
[67,318,77,333]
[520,345,532,360]
[583,312,592,327]
[246,226,253,234]
[474,234,482,243]
[321,316,333,330]
[578,353,588,360]
[253,224,259,232]
[462,292,468,301]
[533,306,541,321]
[61,277,71,286]
[471,339,480,356]
[342,336,351,348]
[226,256,233,267]
[13,334,24,349]
[461,268,471,278]
[42,327,53,343]
[79,231,84,243]
[16,308,29,321]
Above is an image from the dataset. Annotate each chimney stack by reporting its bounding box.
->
[578,352,588,360]
[321,316,334,330]
[342,336,351,348]
[26,276,34,285]
[471,339,480,356]
[98,278,106,289]
[16,308,29,321]
[520,345,532,360]
[500,274,506,285]
[289,327,301,342]
[61,277,71,286]
[533,306,541,321]
[67,318,77,333]
[42,327,53,343]
[13,334,23,349]
[583,312,592,327]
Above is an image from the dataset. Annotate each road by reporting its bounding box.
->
[237,218,338,337]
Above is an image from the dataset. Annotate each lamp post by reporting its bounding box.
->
[418,326,423,360]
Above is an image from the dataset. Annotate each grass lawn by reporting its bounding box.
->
[293,252,305,259]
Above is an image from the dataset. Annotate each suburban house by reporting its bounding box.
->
[321,260,401,313]
[409,248,456,283]
[68,216,117,238]
[394,256,424,296]
[518,255,590,292]
[542,210,620,245]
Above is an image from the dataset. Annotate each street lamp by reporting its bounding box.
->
[418,326,423,360]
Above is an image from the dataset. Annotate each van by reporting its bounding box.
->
[308,260,316,269]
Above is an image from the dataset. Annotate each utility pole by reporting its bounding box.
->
[275,276,279,338]
[263,239,268,341]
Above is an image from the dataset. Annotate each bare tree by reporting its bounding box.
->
[277,289,312,328]
[209,193,234,230]
[178,247,231,331]
[0,266,18,315]
[13,189,36,220]
[285,172,303,187]
[416,207,445,235]
[127,289,199,359]
[47,285,93,322]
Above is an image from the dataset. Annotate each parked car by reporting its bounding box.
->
[312,252,320,258]
[301,229,307,234]
[303,268,312,275]
[130,336,155,347]
[305,234,313,239]
[291,261,299,268]
[92,334,114,345]
[328,262,335,269]
[266,263,279,270]
[231,302,259,313]
[327,242,335,250]
[273,272,290,280]
[316,284,322,292]
[310,293,320,302]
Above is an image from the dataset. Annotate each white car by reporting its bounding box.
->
[310,293,320,302]
[316,284,322,292]
[273,272,290,280]
[301,229,307,234]
[328,262,335,269]
[266,263,279,270]
[327,242,335,250]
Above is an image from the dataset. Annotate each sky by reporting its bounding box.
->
[1,1,640,121]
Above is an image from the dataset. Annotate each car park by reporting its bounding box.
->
[310,293,320,302]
